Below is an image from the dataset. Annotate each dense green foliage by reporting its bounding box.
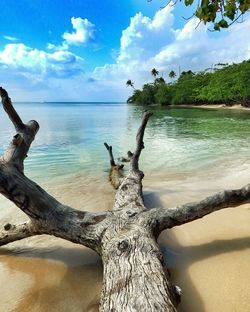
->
[127,60,250,107]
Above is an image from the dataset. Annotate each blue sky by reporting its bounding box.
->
[0,0,249,101]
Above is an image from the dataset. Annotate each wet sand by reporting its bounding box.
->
[177,104,250,110]
[148,167,250,312]
[0,164,250,311]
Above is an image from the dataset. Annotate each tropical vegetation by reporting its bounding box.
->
[127,60,250,107]
[150,0,250,31]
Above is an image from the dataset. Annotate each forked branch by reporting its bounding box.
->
[0,87,108,250]
[1,87,250,312]
[112,112,153,211]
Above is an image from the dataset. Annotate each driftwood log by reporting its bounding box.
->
[0,87,250,311]
[104,142,124,189]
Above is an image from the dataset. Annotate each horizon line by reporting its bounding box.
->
[13,101,127,104]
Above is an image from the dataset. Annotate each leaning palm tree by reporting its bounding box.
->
[169,70,176,81]
[126,79,135,89]
[151,68,159,78]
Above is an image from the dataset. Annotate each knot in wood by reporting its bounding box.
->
[117,240,129,253]
[126,210,138,218]
[12,134,23,146]
[4,223,12,231]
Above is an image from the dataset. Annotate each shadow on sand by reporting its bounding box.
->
[0,190,249,311]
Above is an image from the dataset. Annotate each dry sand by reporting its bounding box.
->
[0,165,250,312]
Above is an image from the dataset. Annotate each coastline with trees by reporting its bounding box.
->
[127,59,250,108]
[1,0,250,311]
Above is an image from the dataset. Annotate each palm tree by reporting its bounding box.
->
[169,70,176,81]
[154,77,165,84]
[126,79,134,89]
[151,68,159,78]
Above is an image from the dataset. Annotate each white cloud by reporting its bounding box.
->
[151,18,250,69]
[63,17,96,46]
[3,35,19,42]
[0,7,250,102]
[118,6,175,63]
[0,43,84,80]
[92,6,250,100]
[0,16,96,100]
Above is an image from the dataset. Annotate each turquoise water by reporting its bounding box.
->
[0,103,250,180]
[1,103,250,312]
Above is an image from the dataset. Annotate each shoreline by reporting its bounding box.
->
[146,103,250,110]
[1,103,250,311]
[172,103,250,110]
[1,161,250,311]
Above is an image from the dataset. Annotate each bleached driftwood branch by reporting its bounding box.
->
[0,87,249,311]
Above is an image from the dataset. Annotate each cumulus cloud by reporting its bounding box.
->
[92,6,250,100]
[151,18,250,69]
[0,16,97,100]
[0,43,84,80]
[0,7,250,101]
[63,17,96,46]
[47,17,97,51]
[118,6,175,63]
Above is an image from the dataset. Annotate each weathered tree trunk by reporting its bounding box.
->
[99,170,178,311]
[0,87,250,311]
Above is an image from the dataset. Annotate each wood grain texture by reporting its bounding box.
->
[1,88,249,311]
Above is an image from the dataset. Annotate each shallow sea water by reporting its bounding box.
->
[0,103,250,311]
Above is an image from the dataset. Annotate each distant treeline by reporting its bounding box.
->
[127,60,250,107]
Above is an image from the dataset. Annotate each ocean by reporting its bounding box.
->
[0,103,250,311]
[1,102,250,179]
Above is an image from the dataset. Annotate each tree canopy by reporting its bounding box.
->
[127,59,250,106]
[150,0,250,30]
